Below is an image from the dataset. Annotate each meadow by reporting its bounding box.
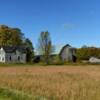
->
[0,65,100,100]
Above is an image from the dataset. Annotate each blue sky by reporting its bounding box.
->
[0,0,100,50]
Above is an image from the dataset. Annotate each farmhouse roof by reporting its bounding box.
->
[0,46,27,53]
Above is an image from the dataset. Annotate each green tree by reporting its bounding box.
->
[10,28,24,45]
[38,31,53,64]
[0,25,24,46]
[77,46,100,60]
[24,38,34,62]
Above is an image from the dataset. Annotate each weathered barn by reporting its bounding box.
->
[0,46,26,63]
[59,44,77,62]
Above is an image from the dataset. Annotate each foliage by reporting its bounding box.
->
[0,87,32,100]
[24,38,34,62]
[0,25,24,46]
[77,46,100,60]
[38,31,54,64]
[51,55,65,65]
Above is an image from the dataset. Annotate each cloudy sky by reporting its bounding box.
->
[0,0,100,51]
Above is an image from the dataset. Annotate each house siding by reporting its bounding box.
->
[60,48,73,61]
[0,47,26,63]
[0,48,6,63]
[60,45,76,62]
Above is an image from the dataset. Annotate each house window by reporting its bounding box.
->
[2,57,4,61]
[9,56,11,61]
[18,56,20,61]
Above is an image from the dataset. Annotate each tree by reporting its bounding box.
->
[0,25,24,46]
[10,28,24,45]
[24,38,34,62]
[38,31,53,64]
[77,46,100,60]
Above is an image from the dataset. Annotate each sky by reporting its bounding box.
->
[0,0,100,51]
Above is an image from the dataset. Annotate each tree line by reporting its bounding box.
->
[77,46,100,61]
[1,25,100,64]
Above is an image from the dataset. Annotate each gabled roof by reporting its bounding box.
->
[0,46,27,53]
[59,44,76,55]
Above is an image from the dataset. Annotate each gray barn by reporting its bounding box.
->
[0,46,26,63]
[59,44,77,62]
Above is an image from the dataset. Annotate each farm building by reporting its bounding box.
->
[34,44,77,63]
[0,46,26,63]
[59,44,77,62]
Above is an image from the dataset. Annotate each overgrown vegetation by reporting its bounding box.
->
[77,46,100,61]
[0,87,32,100]
[0,66,100,100]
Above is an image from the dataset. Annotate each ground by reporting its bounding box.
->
[0,65,100,100]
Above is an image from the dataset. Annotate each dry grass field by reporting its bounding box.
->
[0,65,100,100]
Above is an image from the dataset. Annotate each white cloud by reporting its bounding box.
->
[62,23,77,30]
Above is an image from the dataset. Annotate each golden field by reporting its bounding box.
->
[0,65,100,100]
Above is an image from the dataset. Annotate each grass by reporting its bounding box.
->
[0,65,100,99]
[0,87,33,100]
[0,62,100,67]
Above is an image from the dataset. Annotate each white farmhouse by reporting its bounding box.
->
[0,46,26,63]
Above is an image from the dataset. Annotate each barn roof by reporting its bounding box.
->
[59,44,76,56]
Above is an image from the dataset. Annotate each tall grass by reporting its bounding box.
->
[0,87,32,100]
[0,66,100,99]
